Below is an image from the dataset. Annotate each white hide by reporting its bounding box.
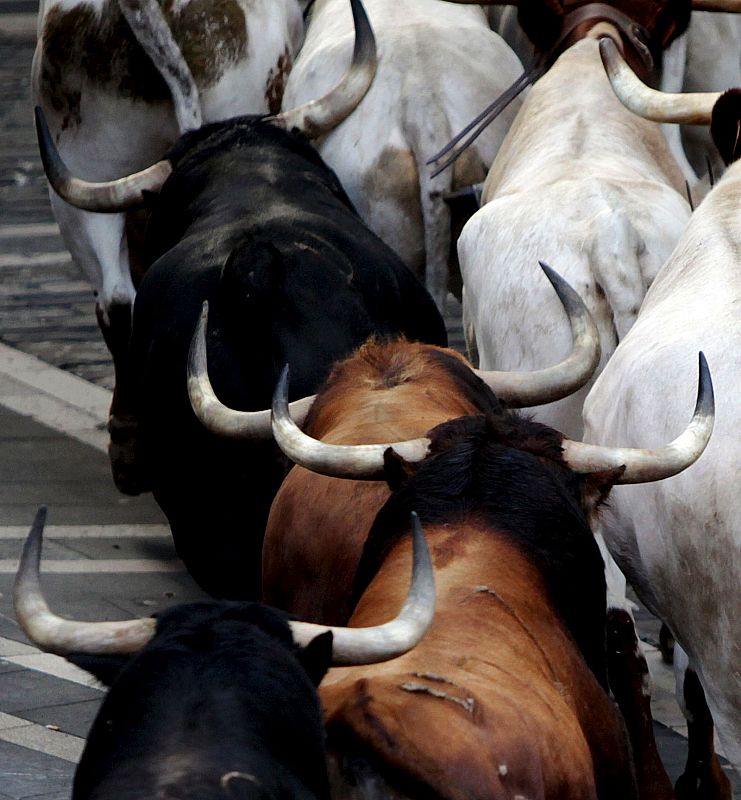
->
[33,0,304,326]
[458,37,690,440]
[282,0,524,309]
[582,161,741,767]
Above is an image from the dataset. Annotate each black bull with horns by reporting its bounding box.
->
[114,119,446,599]
[13,507,436,800]
[33,0,447,601]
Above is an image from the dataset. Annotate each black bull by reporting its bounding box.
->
[71,602,334,800]
[111,117,447,598]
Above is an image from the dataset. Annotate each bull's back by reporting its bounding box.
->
[320,527,636,800]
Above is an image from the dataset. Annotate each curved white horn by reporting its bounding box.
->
[35,107,172,212]
[474,262,602,407]
[563,353,714,484]
[188,302,315,438]
[14,508,157,656]
[272,0,377,139]
[272,365,431,479]
[599,37,719,124]
[289,512,435,665]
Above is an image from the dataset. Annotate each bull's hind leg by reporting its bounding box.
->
[605,608,674,800]
[674,666,731,800]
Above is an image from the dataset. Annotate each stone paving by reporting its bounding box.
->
[0,5,738,798]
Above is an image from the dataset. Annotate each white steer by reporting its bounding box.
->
[458,22,690,439]
[583,45,741,781]
[281,0,524,309]
[34,0,304,374]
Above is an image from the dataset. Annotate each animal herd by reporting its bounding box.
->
[8,0,741,798]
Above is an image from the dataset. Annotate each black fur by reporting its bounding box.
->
[118,115,447,599]
[710,89,741,166]
[69,601,332,800]
[355,414,609,688]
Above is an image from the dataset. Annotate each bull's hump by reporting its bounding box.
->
[40,0,247,106]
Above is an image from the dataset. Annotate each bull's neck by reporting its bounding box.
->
[483,38,685,197]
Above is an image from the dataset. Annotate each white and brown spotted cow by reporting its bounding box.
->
[281,0,524,309]
[34,0,303,397]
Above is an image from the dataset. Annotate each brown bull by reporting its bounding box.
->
[189,263,602,624]
[190,266,713,798]
[270,350,712,800]
[320,422,638,799]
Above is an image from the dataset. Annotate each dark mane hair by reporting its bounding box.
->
[354,414,609,686]
[710,89,741,166]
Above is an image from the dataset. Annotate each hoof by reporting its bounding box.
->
[108,414,150,496]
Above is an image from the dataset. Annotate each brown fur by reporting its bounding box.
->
[322,522,638,800]
[265,45,292,116]
[262,340,490,624]
[516,0,690,53]
[263,339,654,797]
[40,0,247,126]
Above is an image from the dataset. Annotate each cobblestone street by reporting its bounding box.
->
[1,12,115,388]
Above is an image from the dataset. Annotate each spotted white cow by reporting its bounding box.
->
[458,25,691,438]
[281,0,524,309]
[583,46,741,782]
[34,0,304,387]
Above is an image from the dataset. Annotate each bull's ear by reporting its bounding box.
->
[296,631,333,686]
[383,448,416,491]
[710,89,741,166]
[579,466,627,516]
[66,653,130,687]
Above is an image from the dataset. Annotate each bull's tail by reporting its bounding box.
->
[408,95,487,312]
[117,0,202,134]
[406,98,456,312]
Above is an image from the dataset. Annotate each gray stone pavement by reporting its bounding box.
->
[0,6,738,798]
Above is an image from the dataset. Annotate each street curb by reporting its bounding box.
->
[0,342,110,452]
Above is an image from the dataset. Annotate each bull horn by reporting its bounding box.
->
[272,0,377,139]
[272,365,431,479]
[14,508,157,656]
[35,107,172,213]
[474,262,602,407]
[188,302,315,438]
[599,38,719,124]
[289,512,435,665]
[563,353,714,483]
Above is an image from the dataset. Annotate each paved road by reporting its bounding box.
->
[0,6,738,799]
[0,13,206,800]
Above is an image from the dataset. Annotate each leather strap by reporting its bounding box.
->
[557,3,654,74]
[429,3,656,173]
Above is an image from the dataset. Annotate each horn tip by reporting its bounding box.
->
[696,351,715,417]
[272,365,291,421]
[598,35,617,60]
[28,506,48,552]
